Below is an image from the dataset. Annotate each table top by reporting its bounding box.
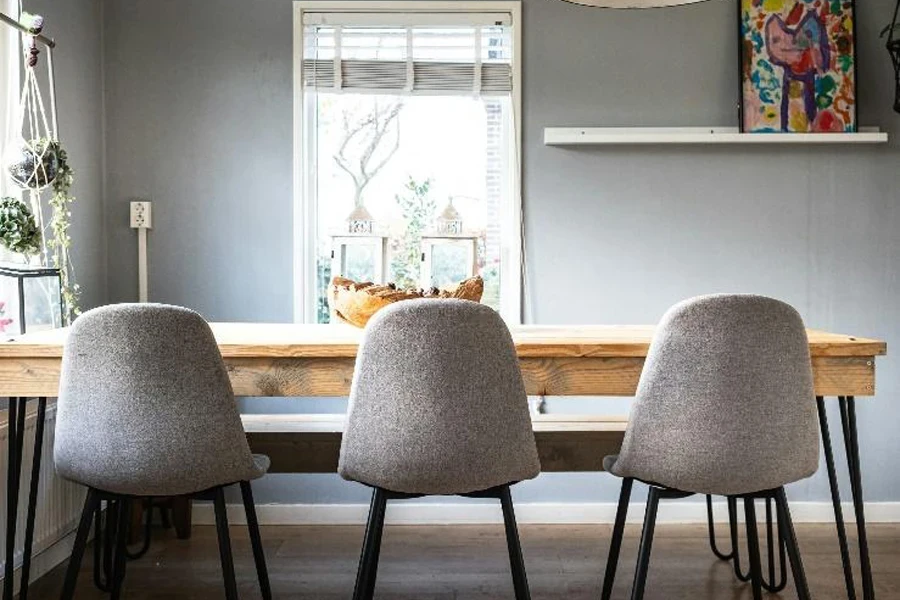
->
[0,323,886,359]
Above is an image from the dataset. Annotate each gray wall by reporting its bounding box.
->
[101,0,900,505]
[32,0,106,312]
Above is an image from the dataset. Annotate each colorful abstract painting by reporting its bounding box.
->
[740,0,857,133]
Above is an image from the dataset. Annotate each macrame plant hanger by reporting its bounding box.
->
[12,10,56,254]
[1,5,78,322]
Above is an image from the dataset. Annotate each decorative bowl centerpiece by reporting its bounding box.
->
[329,275,484,328]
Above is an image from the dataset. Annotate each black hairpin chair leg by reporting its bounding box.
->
[630,487,661,600]
[213,487,239,600]
[708,493,787,592]
[840,397,874,600]
[775,487,812,600]
[817,396,857,599]
[604,485,808,600]
[241,481,273,600]
[61,489,101,600]
[601,478,633,600]
[110,499,131,600]
[763,497,787,592]
[706,494,735,561]
[744,499,764,600]
[353,484,531,600]
[353,488,389,600]
[499,486,531,600]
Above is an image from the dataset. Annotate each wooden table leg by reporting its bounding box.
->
[172,497,193,540]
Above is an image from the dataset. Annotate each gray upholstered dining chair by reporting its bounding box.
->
[600,294,819,600]
[54,303,271,600]
[338,299,541,600]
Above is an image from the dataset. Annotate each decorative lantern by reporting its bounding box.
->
[436,199,463,235]
[421,199,479,289]
[330,233,389,285]
[346,205,376,235]
[420,234,479,290]
[0,264,63,336]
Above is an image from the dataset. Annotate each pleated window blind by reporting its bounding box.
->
[302,12,513,95]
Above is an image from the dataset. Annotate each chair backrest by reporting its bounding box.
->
[608,294,819,496]
[55,303,260,496]
[338,299,540,495]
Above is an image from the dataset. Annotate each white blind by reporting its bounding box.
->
[302,13,513,95]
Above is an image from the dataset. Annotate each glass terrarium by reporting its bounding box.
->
[0,264,63,336]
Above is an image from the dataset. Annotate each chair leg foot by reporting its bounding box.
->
[601,478,633,600]
[353,488,388,600]
[241,481,272,600]
[213,487,239,600]
[630,486,660,600]
[499,486,531,600]
[61,489,100,600]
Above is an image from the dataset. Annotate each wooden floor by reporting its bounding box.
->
[28,523,900,599]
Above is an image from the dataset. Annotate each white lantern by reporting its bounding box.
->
[330,234,389,285]
[419,234,479,290]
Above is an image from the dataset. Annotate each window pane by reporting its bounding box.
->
[342,244,377,282]
[307,90,511,323]
[429,244,470,289]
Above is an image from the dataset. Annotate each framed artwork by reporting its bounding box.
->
[740,0,857,133]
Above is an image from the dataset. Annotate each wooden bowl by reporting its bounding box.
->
[328,276,484,328]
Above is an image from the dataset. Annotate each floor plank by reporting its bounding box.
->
[27,523,900,599]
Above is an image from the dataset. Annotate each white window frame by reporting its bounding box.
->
[292,0,523,324]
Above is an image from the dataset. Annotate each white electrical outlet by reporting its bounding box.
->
[130,201,152,229]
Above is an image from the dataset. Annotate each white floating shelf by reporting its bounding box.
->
[544,126,889,146]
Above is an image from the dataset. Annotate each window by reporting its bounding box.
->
[293,1,522,324]
[1,0,20,200]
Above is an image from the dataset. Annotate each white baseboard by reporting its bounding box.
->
[195,501,900,526]
[0,527,78,594]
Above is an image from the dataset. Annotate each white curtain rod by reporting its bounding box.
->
[0,10,55,48]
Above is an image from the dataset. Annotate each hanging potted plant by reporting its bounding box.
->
[0,196,41,259]
[5,138,61,190]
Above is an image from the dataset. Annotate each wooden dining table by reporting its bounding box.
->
[0,324,887,600]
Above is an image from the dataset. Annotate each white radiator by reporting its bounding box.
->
[0,402,85,584]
